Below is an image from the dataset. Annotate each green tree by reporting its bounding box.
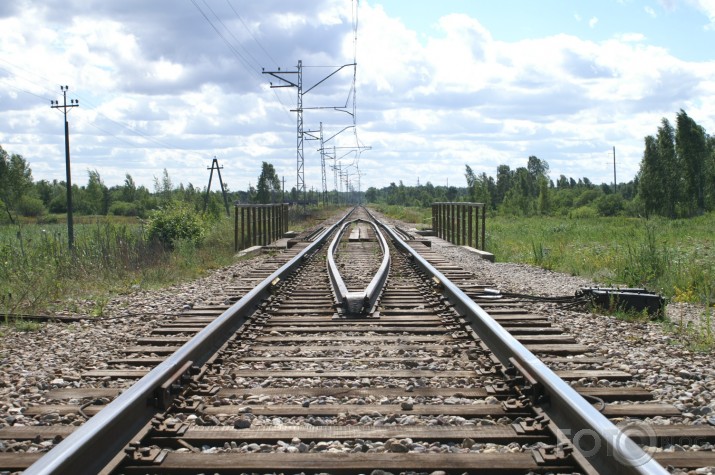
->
[121,173,137,202]
[0,146,34,223]
[637,135,663,217]
[501,167,533,215]
[154,169,173,204]
[255,162,281,204]
[84,169,108,215]
[527,155,549,194]
[656,118,678,217]
[465,165,477,201]
[495,165,512,206]
[676,110,708,215]
[537,176,550,215]
[594,193,624,216]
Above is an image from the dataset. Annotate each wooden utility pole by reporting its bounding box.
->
[203,156,230,216]
[613,146,617,193]
[51,86,79,250]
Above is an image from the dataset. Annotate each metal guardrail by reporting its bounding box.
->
[234,203,288,252]
[25,210,351,475]
[327,218,390,315]
[377,219,666,475]
[432,202,486,250]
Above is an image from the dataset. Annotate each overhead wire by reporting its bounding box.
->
[198,0,264,71]
[225,0,280,67]
[190,0,293,117]
[3,0,294,167]
[0,57,207,159]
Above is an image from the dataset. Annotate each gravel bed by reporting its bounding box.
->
[0,254,272,430]
[421,237,715,474]
[2,212,714,473]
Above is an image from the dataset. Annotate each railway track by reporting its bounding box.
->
[2,206,714,474]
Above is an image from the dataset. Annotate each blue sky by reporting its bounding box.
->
[1,0,714,193]
[385,1,712,60]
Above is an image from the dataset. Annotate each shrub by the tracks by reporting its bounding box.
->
[147,202,205,250]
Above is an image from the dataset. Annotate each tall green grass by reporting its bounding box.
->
[373,205,714,304]
[0,215,238,315]
[487,214,714,304]
[371,204,432,228]
[1,205,341,316]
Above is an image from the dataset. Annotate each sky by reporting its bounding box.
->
[1,0,715,194]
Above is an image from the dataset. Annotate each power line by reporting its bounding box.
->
[225,0,280,67]
[198,0,264,71]
[190,0,257,73]
[190,0,292,115]
[0,58,208,158]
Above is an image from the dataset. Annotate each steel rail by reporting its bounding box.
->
[375,215,667,475]
[24,213,350,475]
[327,218,390,315]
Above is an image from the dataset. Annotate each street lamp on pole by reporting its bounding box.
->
[51,86,79,250]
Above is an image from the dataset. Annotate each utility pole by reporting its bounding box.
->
[51,86,79,250]
[263,61,304,204]
[333,149,338,204]
[263,61,355,206]
[203,156,230,216]
[320,123,327,205]
[612,146,617,193]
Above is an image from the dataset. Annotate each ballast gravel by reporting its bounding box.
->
[0,215,713,474]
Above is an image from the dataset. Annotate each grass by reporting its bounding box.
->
[373,204,715,348]
[0,204,340,321]
[370,204,432,229]
[485,214,714,304]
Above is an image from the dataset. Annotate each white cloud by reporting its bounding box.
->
[644,6,657,17]
[691,0,715,28]
[1,0,714,191]
[589,17,599,28]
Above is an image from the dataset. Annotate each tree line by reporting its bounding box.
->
[3,109,713,222]
[366,110,715,218]
[0,149,288,224]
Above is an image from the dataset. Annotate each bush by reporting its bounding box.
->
[595,194,624,217]
[147,203,205,249]
[574,189,602,207]
[109,200,141,217]
[569,206,598,219]
[49,195,67,213]
[17,196,46,217]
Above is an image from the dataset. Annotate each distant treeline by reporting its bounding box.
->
[2,110,714,223]
[0,153,303,223]
[365,109,715,218]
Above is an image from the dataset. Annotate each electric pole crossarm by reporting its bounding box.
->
[303,63,356,95]
[262,69,299,88]
[323,126,355,144]
[302,106,355,117]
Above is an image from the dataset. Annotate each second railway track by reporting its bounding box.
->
[2,206,715,474]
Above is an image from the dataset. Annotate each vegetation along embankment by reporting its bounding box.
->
[1,109,713,324]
